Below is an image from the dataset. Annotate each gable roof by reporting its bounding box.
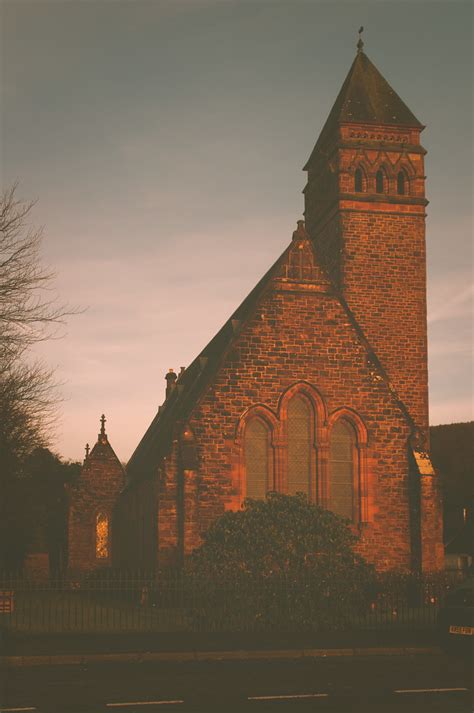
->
[126,223,331,482]
[125,221,423,486]
[304,50,423,169]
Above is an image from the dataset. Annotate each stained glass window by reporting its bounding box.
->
[287,396,311,496]
[245,419,269,499]
[329,421,355,520]
[96,512,109,559]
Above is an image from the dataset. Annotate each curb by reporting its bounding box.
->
[0,646,441,667]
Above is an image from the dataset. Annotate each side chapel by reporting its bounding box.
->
[77,41,445,574]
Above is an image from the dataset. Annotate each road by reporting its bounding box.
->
[1,653,472,712]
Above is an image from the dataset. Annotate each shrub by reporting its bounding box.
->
[185,492,374,631]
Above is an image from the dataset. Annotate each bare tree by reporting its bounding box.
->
[1,185,77,566]
[0,184,78,568]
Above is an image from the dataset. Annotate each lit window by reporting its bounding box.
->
[287,396,311,496]
[96,512,109,559]
[245,419,270,499]
[329,421,355,520]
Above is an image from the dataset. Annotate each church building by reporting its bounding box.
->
[107,41,444,573]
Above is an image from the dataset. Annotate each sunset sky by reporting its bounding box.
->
[1,0,472,462]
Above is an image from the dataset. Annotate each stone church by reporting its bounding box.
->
[72,42,444,575]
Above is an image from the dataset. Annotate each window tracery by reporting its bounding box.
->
[287,395,312,496]
[329,420,355,520]
[244,417,271,499]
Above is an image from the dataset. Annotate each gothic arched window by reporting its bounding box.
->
[244,418,270,499]
[354,168,364,192]
[329,420,356,520]
[397,170,406,195]
[96,511,109,559]
[287,396,312,496]
[375,169,385,194]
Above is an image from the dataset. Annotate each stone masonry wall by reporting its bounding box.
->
[68,438,124,575]
[158,274,417,571]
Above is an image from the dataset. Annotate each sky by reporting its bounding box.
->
[1,0,472,463]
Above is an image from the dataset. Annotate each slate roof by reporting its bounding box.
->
[304,49,423,169]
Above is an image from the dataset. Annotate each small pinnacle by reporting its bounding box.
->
[100,414,106,435]
[357,26,364,53]
[293,219,308,241]
[85,443,90,458]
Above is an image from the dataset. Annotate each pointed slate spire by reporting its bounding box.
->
[304,46,423,170]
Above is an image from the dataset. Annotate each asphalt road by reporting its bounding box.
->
[1,654,472,713]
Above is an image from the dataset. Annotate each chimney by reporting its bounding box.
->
[165,368,177,398]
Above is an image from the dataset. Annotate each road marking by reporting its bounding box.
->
[394,688,469,694]
[0,708,37,712]
[107,702,183,708]
[248,693,329,701]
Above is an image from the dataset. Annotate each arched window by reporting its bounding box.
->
[329,421,356,520]
[375,169,385,194]
[354,168,364,192]
[244,418,270,499]
[96,511,109,559]
[287,396,312,496]
[397,170,406,195]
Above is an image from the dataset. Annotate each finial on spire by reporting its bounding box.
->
[357,26,364,53]
[100,414,106,435]
[85,443,90,459]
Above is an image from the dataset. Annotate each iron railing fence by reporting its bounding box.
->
[0,569,466,635]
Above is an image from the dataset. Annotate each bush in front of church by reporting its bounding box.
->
[184,492,374,631]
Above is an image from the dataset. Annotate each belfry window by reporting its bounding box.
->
[96,512,109,559]
[375,170,385,194]
[397,171,406,195]
[329,421,355,520]
[287,396,312,496]
[354,168,363,193]
[244,418,270,499]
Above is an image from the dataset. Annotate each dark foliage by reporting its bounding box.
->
[430,422,474,544]
[185,492,374,631]
[0,447,81,572]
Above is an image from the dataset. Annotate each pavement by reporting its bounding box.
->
[0,626,446,668]
[1,644,441,667]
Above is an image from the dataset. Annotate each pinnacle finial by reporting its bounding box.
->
[100,414,106,435]
[357,26,364,53]
[85,443,90,459]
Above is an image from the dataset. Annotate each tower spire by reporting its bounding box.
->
[357,26,364,53]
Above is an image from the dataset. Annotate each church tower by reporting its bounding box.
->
[304,38,429,441]
[118,37,444,575]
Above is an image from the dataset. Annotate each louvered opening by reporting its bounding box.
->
[330,421,355,520]
[245,418,269,499]
[287,396,311,496]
